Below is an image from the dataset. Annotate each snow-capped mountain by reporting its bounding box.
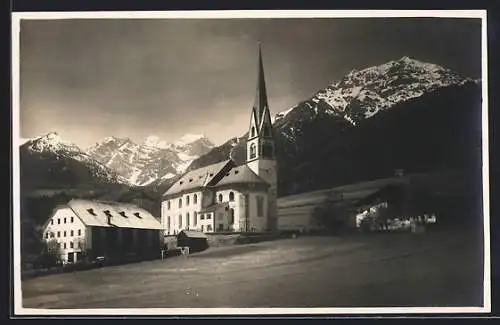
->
[86,134,215,186]
[274,56,476,126]
[189,56,481,196]
[20,132,126,189]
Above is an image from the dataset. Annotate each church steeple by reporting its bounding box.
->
[252,42,269,126]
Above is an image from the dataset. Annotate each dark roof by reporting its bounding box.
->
[199,202,229,213]
[163,160,269,197]
[178,230,208,239]
[252,43,268,126]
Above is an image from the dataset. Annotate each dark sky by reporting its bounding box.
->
[19,17,482,148]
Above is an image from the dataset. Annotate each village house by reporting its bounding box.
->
[161,44,278,235]
[42,199,163,264]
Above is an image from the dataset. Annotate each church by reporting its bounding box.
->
[161,45,278,234]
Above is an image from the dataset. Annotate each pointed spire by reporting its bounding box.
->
[253,42,269,125]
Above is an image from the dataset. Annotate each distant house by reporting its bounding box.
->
[161,44,278,235]
[42,199,163,264]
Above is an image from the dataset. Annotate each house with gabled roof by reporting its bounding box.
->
[42,199,163,264]
[161,44,278,234]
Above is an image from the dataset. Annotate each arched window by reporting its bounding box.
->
[251,126,256,138]
[167,201,170,210]
[218,193,223,202]
[250,143,256,159]
[229,208,235,225]
[186,212,190,228]
[178,198,182,208]
[186,195,190,206]
[194,194,197,204]
[229,191,235,201]
[178,214,183,228]
[194,212,197,226]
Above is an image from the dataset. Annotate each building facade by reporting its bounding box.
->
[161,44,277,234]
[42,199,163,263]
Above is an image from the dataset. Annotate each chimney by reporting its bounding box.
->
[104,210,113,225]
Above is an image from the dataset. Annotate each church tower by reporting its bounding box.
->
[246,43,278,231]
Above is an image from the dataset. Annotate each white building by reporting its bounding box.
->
[42,199,163,263]
[161,44,278,234]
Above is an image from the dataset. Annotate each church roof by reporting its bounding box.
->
[62,199,163,230]
[162,160,269,197]
[163,160,233,197]
[216,164,270,188]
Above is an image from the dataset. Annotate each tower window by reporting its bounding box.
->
[229,191,235,201]
[218,194,223,202]
[250,143,256,159]
[251,126,256,138]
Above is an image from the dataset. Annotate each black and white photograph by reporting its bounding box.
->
[12,10,490,315]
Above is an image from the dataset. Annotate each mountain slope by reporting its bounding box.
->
[86,134,215,186]
[20,132,127,192]
[188,57,482,197]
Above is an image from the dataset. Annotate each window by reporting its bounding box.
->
[207,225,212,232]
[51,219,54,225]
[229,191,235,201]
[218,224,224,231]
[186,212,190,227]
[262,142,274,158]
[179,198,182,208]
[78,241,82,249]
[64,217,67,224]
[201,214,205,220]
[218,194,223,202]
[250,143,256,159]
[167,216,171,230]
[70,230,74,236]
[194,212,197,226]
[193,194,197,204]
[186,195,190,206]
[70,242,74,249]
[218,213,224,220]
[45,232,49,239]
[179,215,183,228]
[57,231,61,238]
[57,219,61,225]
[251,126,256,138]
[201,225,204,232]
[257,196,264,217]
[70,216,74,223]
[63,242,67,249]
[167,201,171,210]
[51,232,54,238]
[230,208,235,225]
[64,231,67,237]
[207,213,212,220]
[78,229,81,236]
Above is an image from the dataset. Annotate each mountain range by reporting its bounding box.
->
[19,56,482,202]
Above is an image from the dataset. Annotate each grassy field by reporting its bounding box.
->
[21,227,484,309]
